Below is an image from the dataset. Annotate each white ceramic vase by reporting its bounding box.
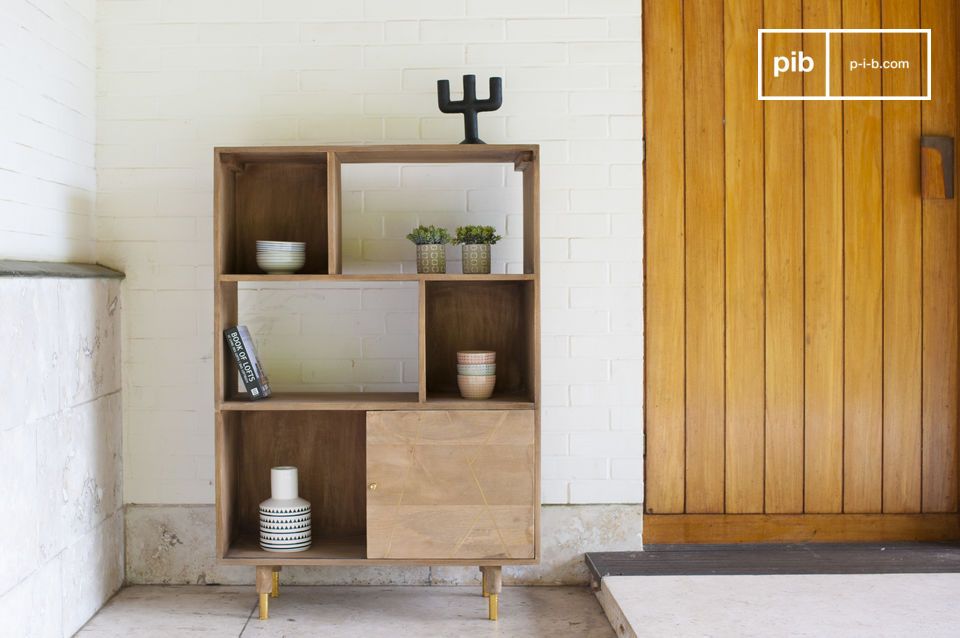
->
[259,466,312,552]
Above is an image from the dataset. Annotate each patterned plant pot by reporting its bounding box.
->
[416,244,446,274]
[461,244,491,274]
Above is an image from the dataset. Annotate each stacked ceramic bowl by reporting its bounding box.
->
[259,467,312,553]
[256,240,305,274]
[457,350,496,400]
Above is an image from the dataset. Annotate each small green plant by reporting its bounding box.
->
[454,225,502,245]
[406,224,451,245]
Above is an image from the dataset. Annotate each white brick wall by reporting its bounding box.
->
[343,162,522,274]
[96,0,643,505]
[240,282,419,393]
[0,0,97,262]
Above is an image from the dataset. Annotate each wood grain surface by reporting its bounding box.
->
[366,410,536,560]
[213,144,542,567]
[921,0,960,513]
[643,0,960,538]
[642,0,686,515]
[683,0,726,514]
[763,0,805,514]
[234,162,328,275]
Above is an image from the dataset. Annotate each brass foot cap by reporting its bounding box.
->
[259,593,269,620]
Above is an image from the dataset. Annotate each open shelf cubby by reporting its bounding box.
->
[218,410,367,563]
[217,152,329,276]
[424,280,536,404]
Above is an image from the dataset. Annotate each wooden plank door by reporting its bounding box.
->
[644,0,960,542]
[366,410,536,559]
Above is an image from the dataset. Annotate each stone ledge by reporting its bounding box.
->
[0,259,124,279]
[125,503,644,586]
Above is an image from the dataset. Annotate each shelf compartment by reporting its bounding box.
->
[233,280,419,397]
[218,156,329,275]
[339,161,525,276]
[217,411,366,560]
[424,280,537,404]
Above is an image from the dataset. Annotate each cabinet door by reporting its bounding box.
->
[366,410,536,560]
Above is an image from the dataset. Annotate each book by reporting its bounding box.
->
[223,325,272,400]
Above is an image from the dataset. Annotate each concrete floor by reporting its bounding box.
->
[76,585,615,637]
[598,573,960,637]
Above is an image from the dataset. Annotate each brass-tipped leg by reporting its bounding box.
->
[488,593,498,621]
[259,593,269,620]
[271,571,279,598]
[482,569,489,597]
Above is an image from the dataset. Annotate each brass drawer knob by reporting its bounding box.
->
[368,482,378,491]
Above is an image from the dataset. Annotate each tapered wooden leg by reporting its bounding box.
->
[256,566,273,620]
[480,566,489,597]
[271,566,281,598]
[486,566,501,621]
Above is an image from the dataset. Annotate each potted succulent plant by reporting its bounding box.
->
[406,224,451,274]
[454,225,502,274]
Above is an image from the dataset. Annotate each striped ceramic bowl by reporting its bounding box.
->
[256,240,305,252]
[457,374,496,400]
[457,350,496,365]
[256,253,305,274]
[457,363,496,376]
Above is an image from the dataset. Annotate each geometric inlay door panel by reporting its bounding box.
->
[366,410,535,559]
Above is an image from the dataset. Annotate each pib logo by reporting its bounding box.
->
[759,29,931,100]
[772,50,815,77]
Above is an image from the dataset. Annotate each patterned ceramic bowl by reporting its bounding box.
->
[457,374,496,400]
[256,240,305,252]
[256,252,306,274]
[256,254,305,262]
[457,363,496,376]
[457,350,496,365]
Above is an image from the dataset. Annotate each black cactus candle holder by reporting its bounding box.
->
[437,74,503,145]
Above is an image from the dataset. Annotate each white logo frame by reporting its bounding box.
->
[757,28,932,101]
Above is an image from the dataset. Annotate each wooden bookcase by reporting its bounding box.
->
[213,145,540,620]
